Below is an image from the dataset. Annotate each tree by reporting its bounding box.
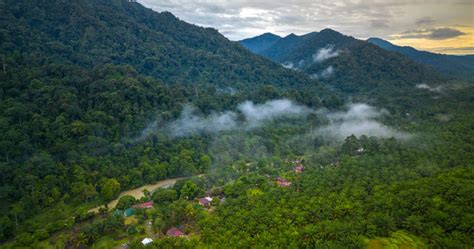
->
[341,135,360,155]
[116,195,136,210]
[15,232,33,246]
[10,203,24,231]
[180,181,199,200]
[70,120,88,136]
[152,189,178,203]
[100,178,121,202]
[199,155,211,172]
[72,182,98,202]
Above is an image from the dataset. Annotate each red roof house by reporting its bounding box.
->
[198,197,213,207]
[276,177,292,187]
[166,227,184,237]
[132,201,154,209]
[294,165,304,173]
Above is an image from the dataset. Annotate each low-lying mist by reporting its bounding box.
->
[134,100,410,143]
[315,103,410,141]
[310,66,335,79]
[168,99,312,137]
[416,84,442,92]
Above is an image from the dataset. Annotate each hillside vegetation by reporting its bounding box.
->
[0,0,473,248]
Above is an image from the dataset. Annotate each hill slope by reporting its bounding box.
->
[1,0,473,247]
[241,29,443,93]
[368,37,474,80]
[1,0,326,90]
[0,0,341,242]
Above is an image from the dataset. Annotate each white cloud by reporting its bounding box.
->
[169,106,239,137]
[237,99,311,127]
[316,103,410,141]
[416,83,442,92]
[134,102,409,142]
[282,62,295,69]
[310,66,335,79]
[313,46,340,63]
[138,0,472,43]
[167,99,311,137]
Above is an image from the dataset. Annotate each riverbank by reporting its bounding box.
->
[88,177,186,213]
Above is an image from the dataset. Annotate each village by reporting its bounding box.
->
[82,158,308,248]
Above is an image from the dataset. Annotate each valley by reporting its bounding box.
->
[0,0,473,248]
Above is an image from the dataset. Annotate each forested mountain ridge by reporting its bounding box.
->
[239,32,281,53]
[0,0,340,243]
[259,32,320,62]
[1,0,326,90]
[368,37,474,80]
[1,0,473,248]
[240,29,444,93]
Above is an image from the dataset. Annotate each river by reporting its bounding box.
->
[88,176,186,213]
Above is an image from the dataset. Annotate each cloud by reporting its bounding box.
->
[310,66,335,79]
[168,106,239,137]
[167,99,312,137]
[134,120,159,142]
[313,45,340,63]
[371,19,390,29]
[431,46,474,53]
[282,60,306,70]
[315,103,410,141]
[415,17,435,26]
[416,83,442,92]
[138,0,472,48]
[282,62,295,69]
[395,28,466,40]
[134,101,409,144]
[238,99,312,126]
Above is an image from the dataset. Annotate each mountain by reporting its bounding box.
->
[1,0,329,92]
[240,32,281,53]
[1,0,343,242]
[2,0,474,248]
[240,29,443,93]
[368,37,474,80]
[259,32,320,62]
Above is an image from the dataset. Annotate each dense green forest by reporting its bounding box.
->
[1,0,473,248]
[240,29,445,93]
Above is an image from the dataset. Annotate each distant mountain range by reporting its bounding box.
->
[240,30,442,93]
[240,32,281,53]
[367,38,474,80]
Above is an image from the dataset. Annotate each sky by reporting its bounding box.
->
[138,0,474,55]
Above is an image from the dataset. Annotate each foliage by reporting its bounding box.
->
[0,0,472,248]
[152,189,178,204]
[116,195,137,210]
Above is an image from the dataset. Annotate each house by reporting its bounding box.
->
[124,208,135,217]
[141,238,153,245]
[294,165,304,173]
[132,201,154,209]
[276,177,291,187]
[198,197,213,207]
[166,227,184,237]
